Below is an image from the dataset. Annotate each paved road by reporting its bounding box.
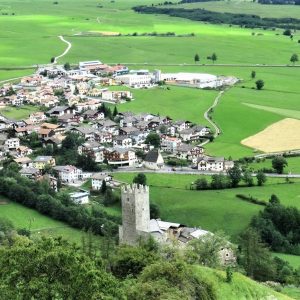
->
[53,36,72,64]
[110,167,300,178]
[204,90,223,137]
[1,63,299,70]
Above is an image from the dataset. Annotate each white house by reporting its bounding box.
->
[197,156,225,172]
[5,138,20,150]
[91,173,112,190]
[144,149,164,170]
[69,191,89,204]
[53,165,82,183]
[113,136,133,148]
[161,136,181,153]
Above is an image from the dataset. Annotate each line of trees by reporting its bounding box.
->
[0,164,120,236]
[133,6,300,29]
[194,165,267,190]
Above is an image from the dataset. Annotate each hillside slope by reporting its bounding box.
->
[195,266,293,300]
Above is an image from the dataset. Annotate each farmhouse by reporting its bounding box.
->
[33,156,56,170]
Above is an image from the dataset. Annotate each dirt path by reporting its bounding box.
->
[53,35,72,64]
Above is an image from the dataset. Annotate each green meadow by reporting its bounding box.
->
[175,0,300,19]
[115,85,217,126]
[0,104,40,120]
[273,253,300,269]
[109,173,300,239]
[0,199,102,245]
[0,0,299,67]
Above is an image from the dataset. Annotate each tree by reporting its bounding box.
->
[195,177,209,190]
[283,29,292,36]
[186,231,231,268]
[64,62,71,70]
[210,174,230,189]
[211,53,217,64]
[0,237,123,299]
[113,106,118,117]
[150,203,160,219]
[243,170,254,187]
[269,194,280,205]
[133,173,147,186]
[50,57,55,63]
[145,133,160,148]
[290,53,299,65]
[239,228,276,281]
[100,179,107,194]
[227,164,242,188]
[256,170,267,186]
[251,70,256,79]
[194,53,200,64]
[272,156,287,174]
[255,79,264,90]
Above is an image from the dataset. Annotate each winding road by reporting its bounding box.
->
[53,35,72,64]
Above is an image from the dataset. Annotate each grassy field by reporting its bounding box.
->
[249,156,300,174]
[0,69,34,82]
[115,85,217,126]
[0,105,41,120]
[174,0,300,19]
[0,0,299,67]
[0,199,102,245]
[196,266,292,300]
[273,253,300,269]
[108,173,300,239]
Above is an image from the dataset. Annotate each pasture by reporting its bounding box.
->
[175,0,300,19]
[109,172,300,239]
[0,0,299,68]
[0,199,102,245]
[116,85,217,126]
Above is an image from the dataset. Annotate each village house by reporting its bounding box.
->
[78,141,105,163]
[101,90,133,102]
[179,126,210,142]
[104,148,136,166]
[33,156,56,170]
[70,127,95,140]
[94,131,113,144]
[20,167,40,179]
[75,99,102,113]
[113,136,133,148]
[16,146,33,157]
[82,110,105,121]
[53,165,83,183]
[4,138,20,150]
[69,191,90,204]
[14,157,33,168]
[196,156,234,172]
[161,136,182,153]
[144,149,164,170]
[175,144,203,162]
[47,106,74,117]
[29,112,47,124]
[96,120,119,135]
[91,173,112,190]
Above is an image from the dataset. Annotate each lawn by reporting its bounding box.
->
[0,199,102,245]
[115,85,217,126]
[0,105,41,120]
[109,173,300,239]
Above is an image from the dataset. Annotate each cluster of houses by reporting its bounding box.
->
[0,60,236,203]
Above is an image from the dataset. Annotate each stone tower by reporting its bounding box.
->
[119,184,150,245]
